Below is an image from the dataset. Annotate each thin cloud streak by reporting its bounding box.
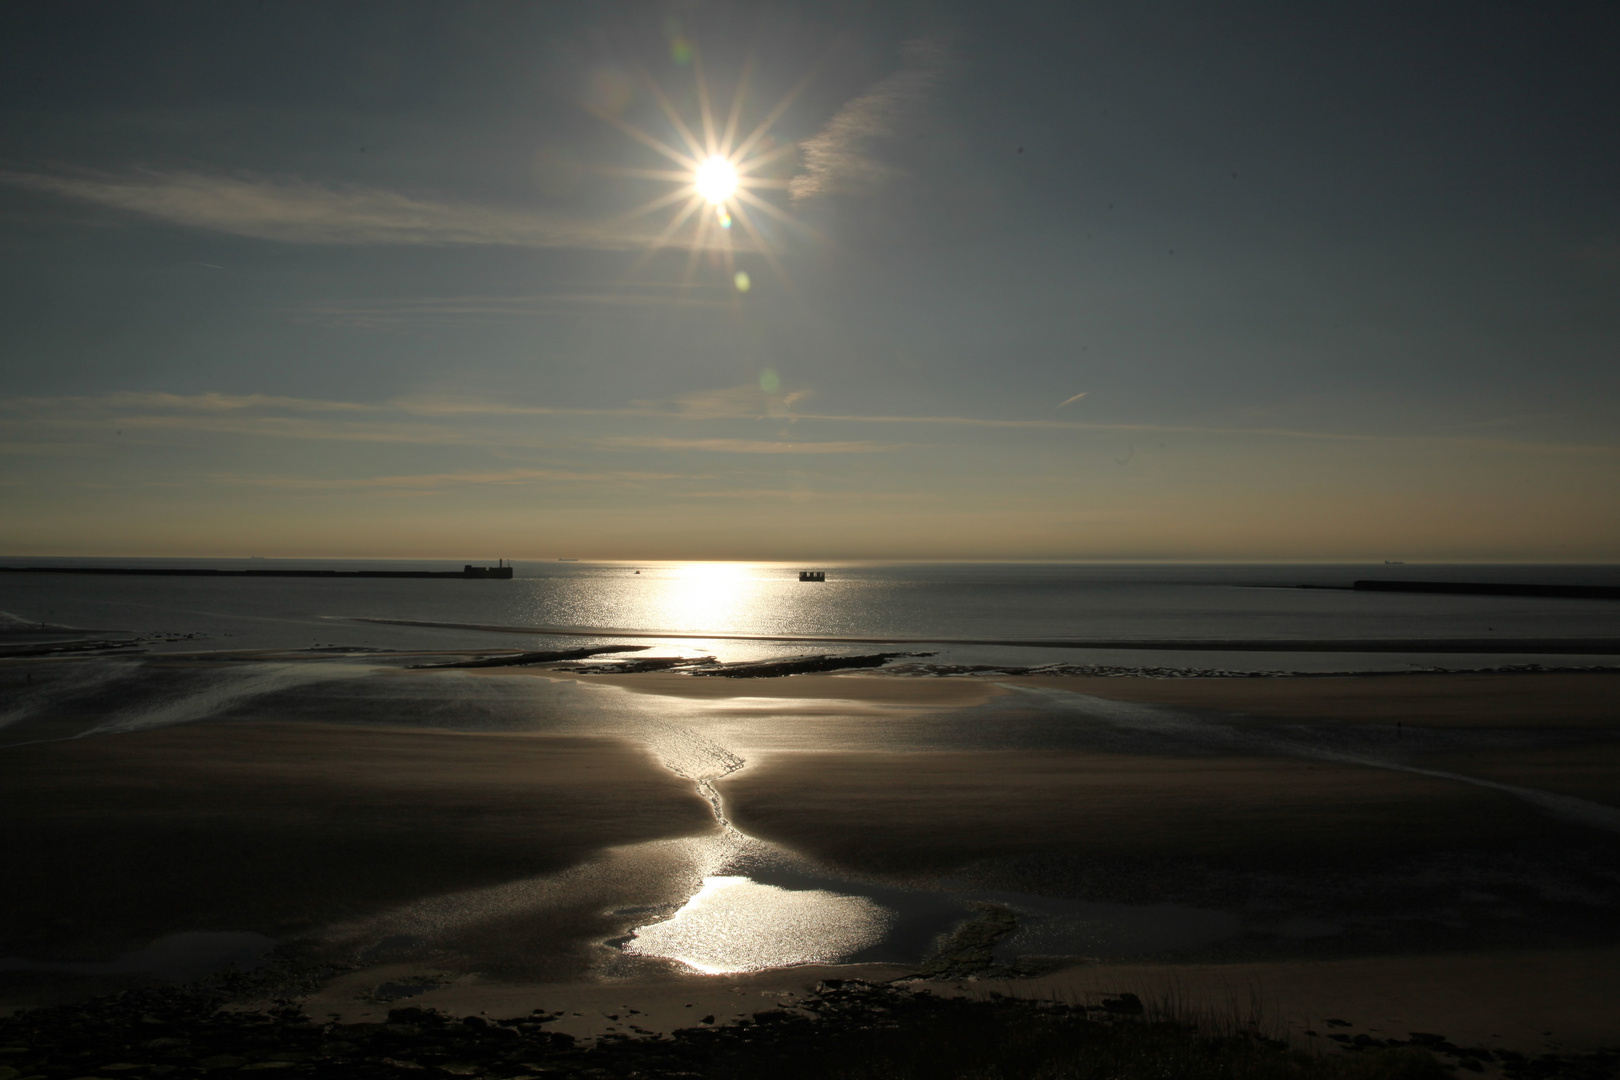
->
[97,415,477,446]
[0,169,727,250]
[208,466,691,491]
[299,289,734,326]
[596,436,902,454]
[1058,392,1089,408]
[661,383,814,420]
[789,38,955,203]
[0,391,379,415]
[2,391,1617,457]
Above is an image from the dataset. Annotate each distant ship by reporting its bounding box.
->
[558,558,578,562]
[798,570,826,582]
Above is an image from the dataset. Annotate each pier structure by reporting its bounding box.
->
[0,564,514,580]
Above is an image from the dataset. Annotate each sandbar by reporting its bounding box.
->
[1004,672,1620,728]
[718,749,1554,874]
[0,722,713,972]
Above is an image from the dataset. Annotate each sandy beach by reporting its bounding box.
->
[3,660,1618,1059]
[0,721,714,980]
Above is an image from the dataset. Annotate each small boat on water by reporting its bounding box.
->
[798,570,826,582]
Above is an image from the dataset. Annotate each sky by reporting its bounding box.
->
[1,0,1617,561]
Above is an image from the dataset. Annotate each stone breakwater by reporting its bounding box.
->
[881,661,1620,679]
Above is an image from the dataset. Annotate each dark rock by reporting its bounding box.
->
[410,645,648,670]
[1100,993,1145,1016]
[692,653,926,678]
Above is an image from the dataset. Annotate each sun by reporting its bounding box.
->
[694,155,738,205]
[584,46,813,292]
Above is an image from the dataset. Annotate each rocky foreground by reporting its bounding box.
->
[2,971,1615,1080]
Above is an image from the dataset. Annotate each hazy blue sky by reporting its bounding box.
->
[2,0,1617,559]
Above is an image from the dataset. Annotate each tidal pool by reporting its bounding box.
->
[621,875,894,974]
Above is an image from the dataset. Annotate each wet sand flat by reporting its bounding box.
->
[1003,672,1620,728]
[718,749,1551,874]
[6,664,1618,1050]
[0,722,714,964]
[1415,742,1620,807]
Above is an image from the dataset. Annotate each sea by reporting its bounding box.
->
[3,558,1618,673]
[4,558,1620,980]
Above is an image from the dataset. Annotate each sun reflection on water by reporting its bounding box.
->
[622,874,893,975]
[644,562,777,635]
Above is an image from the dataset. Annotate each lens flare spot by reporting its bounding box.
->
[759,368,779,393]
[695,155,738,205]
[716,207,732,229]
[734,270,752,294]
[582,67,633,118]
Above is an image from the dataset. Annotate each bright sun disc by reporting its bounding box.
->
[694,155,738,204]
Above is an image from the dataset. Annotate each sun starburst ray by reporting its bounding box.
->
[591,166,702,182]
[731,64,818,163]
[729,203,799,299]
[638,67,709,162]
[680,226,709,287]
[734,142,799,174]
[595,110,699,171]
[734,186,817,235]
[625,195,709,278]
[692,50,719,156]
[720,55,755,158]
[606,185,706,230]
[597,41,812,296]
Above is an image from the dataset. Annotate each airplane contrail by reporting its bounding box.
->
[1057,391,1088,408]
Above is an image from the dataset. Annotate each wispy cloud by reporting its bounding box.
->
[110,414,479,444]
[665,382,814,420]
[0,391,380,415]
[108,391,377,413]
[0,441,93,456]
[683,488,938,502]
[298,288,732,327]
[790,38,956,203]
[3,390,1617,458]
[1058,392,1088,409]
[1,169,691,250]
[597,436,901,454]
[210,466,689,491]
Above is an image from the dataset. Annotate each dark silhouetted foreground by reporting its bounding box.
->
[5,972,1615,1079]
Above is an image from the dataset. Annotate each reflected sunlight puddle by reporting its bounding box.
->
[621,874,894,974]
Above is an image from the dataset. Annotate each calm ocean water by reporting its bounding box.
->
[3,559,1617,671]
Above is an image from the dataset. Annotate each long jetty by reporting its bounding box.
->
[0,564,513,580]
[1352,579,1620,601]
